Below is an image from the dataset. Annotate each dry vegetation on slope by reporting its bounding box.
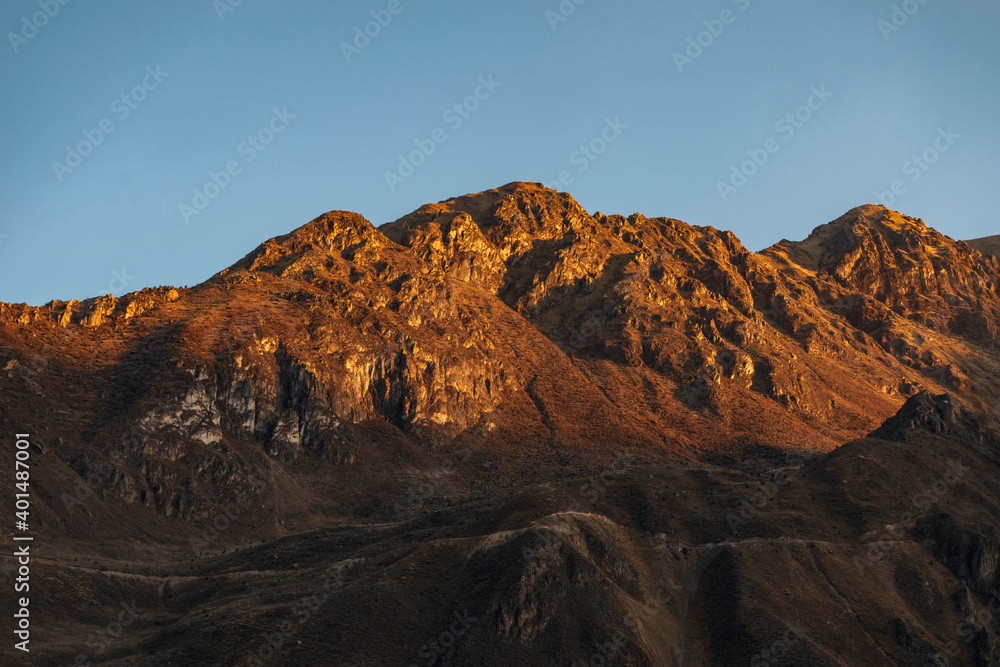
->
[1,183,998,665]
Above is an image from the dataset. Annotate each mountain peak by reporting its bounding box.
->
[768,204,995,286]
[11,182,1000,667]
[763,205,1000,346]
[2,185,999,488]
[215,210,387,279]
[384,181,590,246]
[834,204,935,240]
[378,182,597,294]
[868,390,992,444]
[766,205,930,272]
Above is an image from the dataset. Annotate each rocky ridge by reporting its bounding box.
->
[1,183,999,665]
[2,183,999,524]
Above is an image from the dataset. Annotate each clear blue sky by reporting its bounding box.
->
[1,0,997,305]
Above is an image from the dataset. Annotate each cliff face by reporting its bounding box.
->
[768,206,1000,344]
[385,186,1000,446]
[2,183,1000,665]
[1,183,998,524]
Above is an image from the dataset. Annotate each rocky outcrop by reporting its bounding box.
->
[2,184,1000,523]
[0,285,180,329]
[769,206,1000,345]
[868,391,994,444]
[2,183,999,665]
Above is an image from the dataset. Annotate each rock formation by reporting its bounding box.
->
[1,183,998,665]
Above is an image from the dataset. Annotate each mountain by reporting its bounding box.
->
[966,235,1000,259]
[1,183,999,665]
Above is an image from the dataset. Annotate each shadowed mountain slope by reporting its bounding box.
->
[1,183,998,665]
[966,234,1000,259]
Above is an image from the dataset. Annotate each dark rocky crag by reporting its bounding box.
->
[1,183,999,665]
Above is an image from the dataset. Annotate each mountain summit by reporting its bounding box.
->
[2,184,999,665]
[3,183,998,464]
[768,204,1000,343]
